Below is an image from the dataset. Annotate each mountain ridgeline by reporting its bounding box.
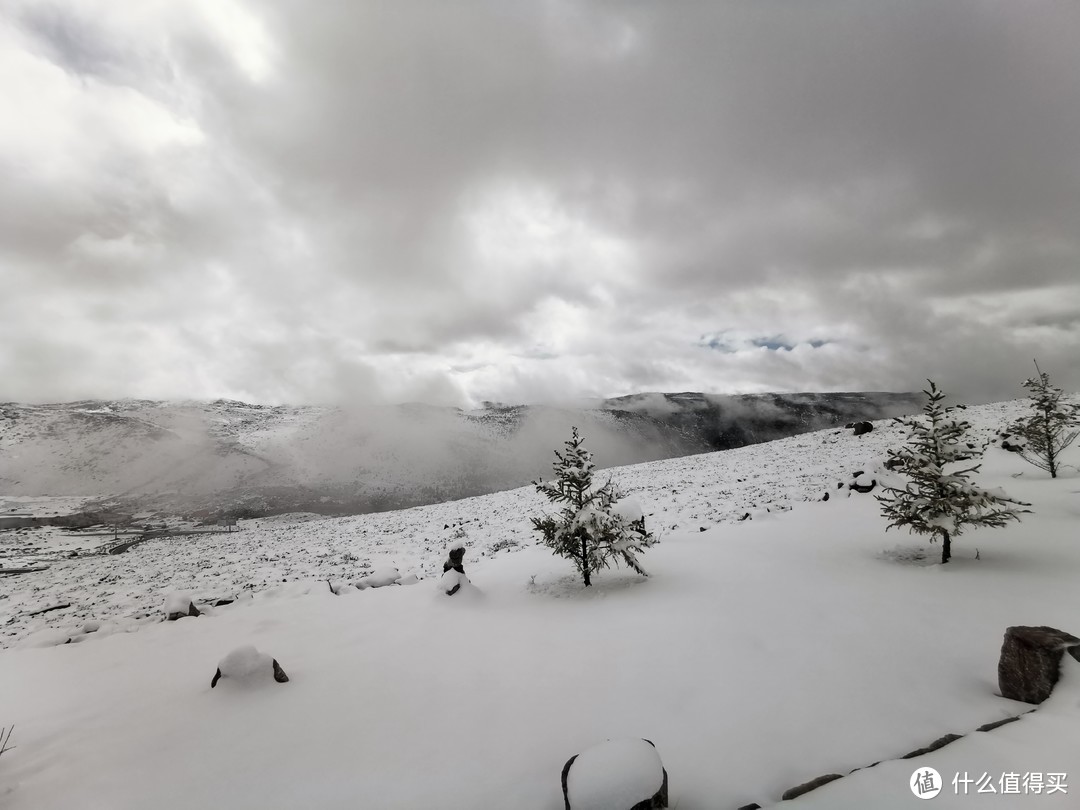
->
[0,392,921,521]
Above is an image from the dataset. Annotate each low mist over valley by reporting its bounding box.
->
[0,391,919,521]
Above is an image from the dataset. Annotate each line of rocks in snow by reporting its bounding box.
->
[732,625,1080,808]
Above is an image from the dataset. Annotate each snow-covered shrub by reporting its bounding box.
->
[876,381,1028,564]
[532,427,656,587]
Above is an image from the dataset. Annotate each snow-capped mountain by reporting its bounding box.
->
[0,392,920,519]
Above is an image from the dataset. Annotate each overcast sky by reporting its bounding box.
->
[2,1,1078,407]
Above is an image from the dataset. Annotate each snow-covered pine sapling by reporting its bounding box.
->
[532,426,656,586]
[1010,361,1080,479]
[876,380,1028,564]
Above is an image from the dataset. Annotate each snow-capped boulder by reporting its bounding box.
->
[1000,434,1026,453]
[164,592,200,621]
[355,566,402,589]
[847,471,876,494]
[440,568,468,596]
[998,625,1080,704]
[561,738,668,810]
[210,645,290,689]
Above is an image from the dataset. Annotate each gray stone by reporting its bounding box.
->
[851,421,874,436]
[976,716,1021,733]
[998,625,1080,704]
[781,773,843,801]
[901,733,963,759]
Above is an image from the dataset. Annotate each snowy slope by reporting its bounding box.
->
[1,396,966,646]
[1,398,1078,809]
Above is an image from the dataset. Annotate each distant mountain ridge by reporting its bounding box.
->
[0,391,921,520]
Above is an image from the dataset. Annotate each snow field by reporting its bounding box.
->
[1,398,1078,808]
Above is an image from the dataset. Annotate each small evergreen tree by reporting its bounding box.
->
[532,427,656,586]
[876,381,1028,564]
[1010,361,1080,479]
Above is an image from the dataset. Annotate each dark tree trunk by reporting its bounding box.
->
[1046,424,1058,479]
[582,534,591,586]
[941,529,951,564]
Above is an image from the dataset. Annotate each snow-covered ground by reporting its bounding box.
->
[1,398,1078,808]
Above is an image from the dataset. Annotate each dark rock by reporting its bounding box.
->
[781,773,843,800]
[699,526,707,532]
[736,805,762,810]
[272,658,289,683]
[851,421,873,436]
[213,598,234,607]
[739,512,751,521]
[976,716,1021,733]
[848,473,876,494]
[25,603,72,617]
[901,733,963,759]
[167,601,200,621]
[849,761,882,774]
[443,545,466,574]
[998,625,1080,704]
[884,456,903,470]
[821,492,829,502]
[561,753,578,810]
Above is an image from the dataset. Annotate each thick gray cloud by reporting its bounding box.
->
[2,0,1078,407]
